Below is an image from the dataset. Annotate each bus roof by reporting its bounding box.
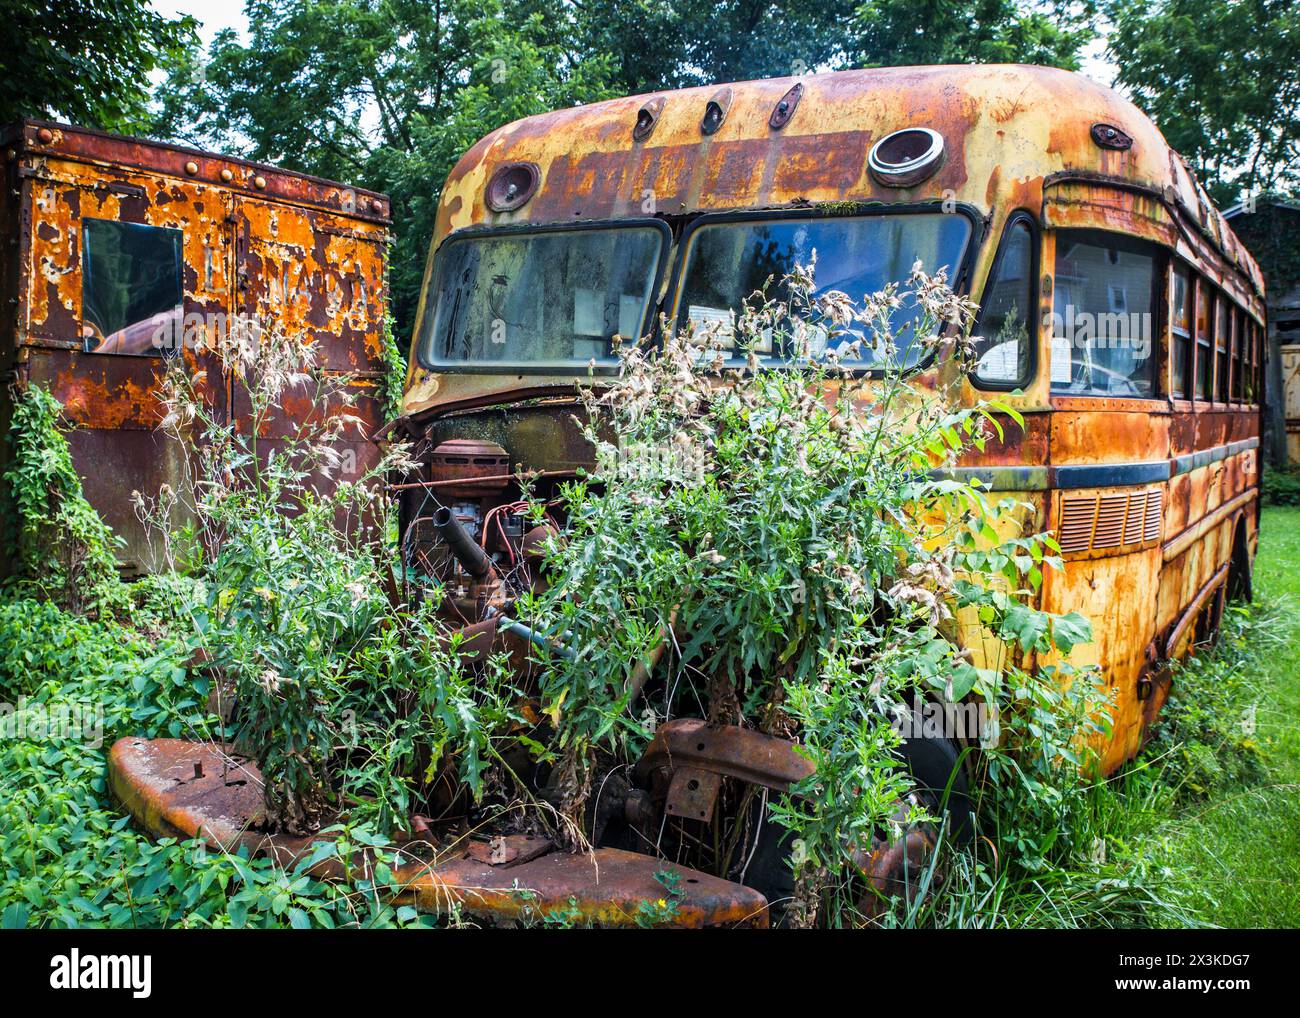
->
[434,64,1261,294]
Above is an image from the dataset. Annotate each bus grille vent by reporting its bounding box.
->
[1123,491,1147,545]
[1058,496,1098,553]
[1057,488,1164,554]
[1093,494,1129,548]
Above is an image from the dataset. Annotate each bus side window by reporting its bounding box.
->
[973,216,1034,387]
[1171,263,1191,398]
[1250,320,1262,404]
[1216,296,1230,402]
[1195,280,1212,400]
[1050,230,1158,398]
[1231,307,1244,402]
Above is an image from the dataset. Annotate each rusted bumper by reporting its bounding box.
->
[107,737,768,928]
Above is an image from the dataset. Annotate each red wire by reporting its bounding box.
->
[482,500,531,565]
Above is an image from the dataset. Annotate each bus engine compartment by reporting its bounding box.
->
[108,396,940,928]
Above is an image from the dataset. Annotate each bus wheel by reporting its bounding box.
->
[1227,518,1253,604]
[853,736,974,917]
[895,734,975,845]
[736,735,973,925]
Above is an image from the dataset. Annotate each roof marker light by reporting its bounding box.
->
[633,97,665,142]
[769,83,803,130]
[700,87,732,136]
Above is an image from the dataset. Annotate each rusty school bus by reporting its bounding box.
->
[0,120,392,574]
[395,64,1264,781]
[109,65,1265,927]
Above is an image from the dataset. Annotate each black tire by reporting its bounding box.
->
[737,734,974,921]
[897,734,975,846]
[735,796,798,923]
[1227,519,1253,604]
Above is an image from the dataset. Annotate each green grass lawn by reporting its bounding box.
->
[1160,506,1300,927]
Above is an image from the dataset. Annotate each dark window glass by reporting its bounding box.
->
[1249,321,1261,404]
[1231,309,1244,401]
[417,224,667,370]
[1171,263,1191,398]
[678,212,972,368]
[974,218,1033,386]
[1195,283,1212,400]
[81,219,183,356]
[1050,231,1158,397]
[1216,298,1230,402]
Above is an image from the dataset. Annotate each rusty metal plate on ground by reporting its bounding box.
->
[405,845,767,928]
[109,737,768,928]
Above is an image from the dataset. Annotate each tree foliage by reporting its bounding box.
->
[146,0,1094,344]
[1107,0,1300,204]
[150,0,618,346]
[578,0,1093,92]
[852,0,1094,70]
[0,0,195,130]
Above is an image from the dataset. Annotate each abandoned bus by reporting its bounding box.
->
[397,64,1263,774]
[110,65,1265,926]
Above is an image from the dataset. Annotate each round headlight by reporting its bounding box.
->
[868,128,945,187]
[486,162,540,212]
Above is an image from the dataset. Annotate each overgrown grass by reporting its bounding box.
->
[0,597,440,929]
[1154,507,1300,928]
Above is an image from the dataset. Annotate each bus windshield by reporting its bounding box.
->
[677,212,972,367]
[417,222,669,371]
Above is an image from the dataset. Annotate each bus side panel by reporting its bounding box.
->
[1041,497,1163,772]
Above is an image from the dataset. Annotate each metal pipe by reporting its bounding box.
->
[494,614,576,660]
[432,506,493,579]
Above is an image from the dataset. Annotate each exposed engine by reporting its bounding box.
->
[399,436,569,648]
[387,427,954,923]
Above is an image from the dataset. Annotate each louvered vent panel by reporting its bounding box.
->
[1058,495,1098,553]
[1092,494,1129,549]
[1058,487,1164,554]
[1143,488,1164,543]
[1123,490,1148,545]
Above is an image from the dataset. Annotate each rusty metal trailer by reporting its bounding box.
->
[0,119,392,574]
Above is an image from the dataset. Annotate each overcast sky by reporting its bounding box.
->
[154,0,248,44]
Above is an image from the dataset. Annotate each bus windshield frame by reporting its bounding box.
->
[415,204,982,377]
